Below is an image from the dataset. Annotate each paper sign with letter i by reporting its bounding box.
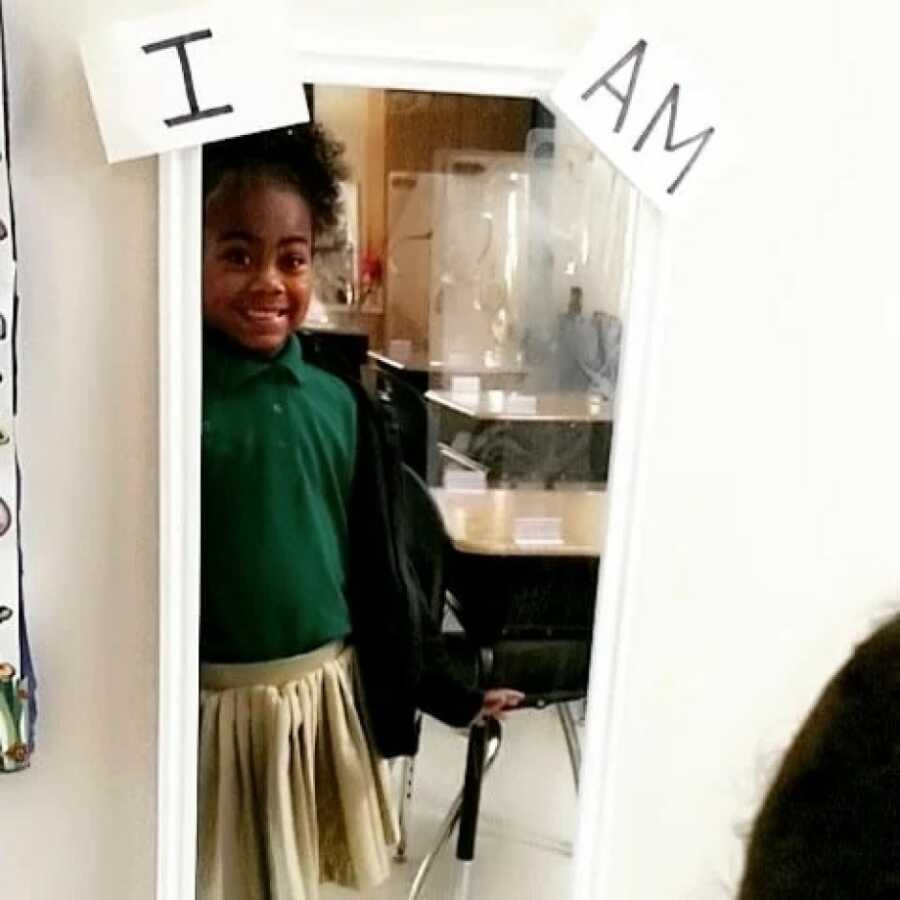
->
[80,1,309,163]
[551,15,719,212]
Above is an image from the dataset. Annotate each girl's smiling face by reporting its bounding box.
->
[203,174,314,356]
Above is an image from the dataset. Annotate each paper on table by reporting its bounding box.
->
[505,393,538,415]
[513,517,564,547]
[443,469,487,492]
[451,376,480,399]
[486,390,505,413]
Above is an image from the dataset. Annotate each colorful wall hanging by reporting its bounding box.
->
[0,3,36,773]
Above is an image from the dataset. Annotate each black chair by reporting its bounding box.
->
[393,463,478,864]
[297,327,369,382]
[398,465,593,899]
[376,368,434,480]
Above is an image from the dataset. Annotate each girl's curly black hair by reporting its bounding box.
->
[202,122,349,234]
[738,613,900,899]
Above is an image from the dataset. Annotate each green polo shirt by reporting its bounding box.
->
[200,329,356,663]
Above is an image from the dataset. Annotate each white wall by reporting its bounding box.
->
[4,1,899,899]
[594,0,900,897]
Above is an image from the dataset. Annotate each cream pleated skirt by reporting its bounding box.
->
[197,642,399,900]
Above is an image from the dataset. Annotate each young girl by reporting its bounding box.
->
[198,124,522,900]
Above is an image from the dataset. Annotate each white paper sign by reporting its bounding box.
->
[80,2,309,163]
[505,393,538,415]
[551,15,718,211]
[514,517,564,547]
[443,469,487,492]
[451,376,481,399]
[486,390,505,414]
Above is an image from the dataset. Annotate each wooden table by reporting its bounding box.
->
[427,391,614,486]
[367,349,528,392]
[431,488,607,556]
[431,487,607,643]
[425,389,613,423]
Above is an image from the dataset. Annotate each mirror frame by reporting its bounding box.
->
[156,39,667,900]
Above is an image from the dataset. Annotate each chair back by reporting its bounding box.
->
[447,553,598,699]
[377,369,429,477]
[403,463,596,704]
[400,464,448,624]
[297,328,368,381]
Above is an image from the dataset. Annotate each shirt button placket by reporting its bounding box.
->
[273,388,287,450]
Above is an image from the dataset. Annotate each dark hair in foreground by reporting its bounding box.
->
[202,123,348,233]
[738,614,900,899]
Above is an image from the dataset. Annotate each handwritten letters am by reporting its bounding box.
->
[552,23,718,210]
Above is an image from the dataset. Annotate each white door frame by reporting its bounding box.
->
[157,42,668,900]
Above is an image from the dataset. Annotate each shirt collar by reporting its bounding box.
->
[203,327,306,391]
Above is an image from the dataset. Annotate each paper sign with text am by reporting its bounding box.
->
[80,2,309,164]
[551,18,719,212]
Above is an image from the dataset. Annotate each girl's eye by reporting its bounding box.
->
[282,255,308,272]
[222,248,251,266]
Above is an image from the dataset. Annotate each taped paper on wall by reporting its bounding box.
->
[551,14,720,212]
[80,1,310,163]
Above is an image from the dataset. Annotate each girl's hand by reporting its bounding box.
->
[473,688,525,725]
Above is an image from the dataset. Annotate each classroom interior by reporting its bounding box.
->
[215,83,635,899]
